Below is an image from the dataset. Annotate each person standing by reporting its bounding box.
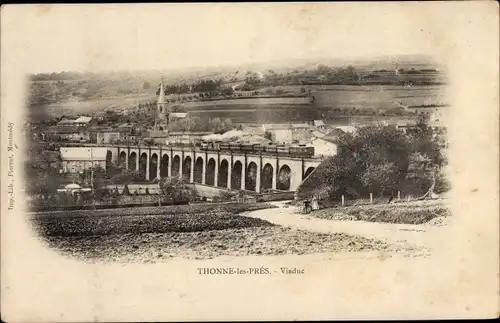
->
[311,195,319,210]
[303,199,312,214]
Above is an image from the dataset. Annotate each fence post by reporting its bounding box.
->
[341,195,345,207]
[369,193,373,204]
[397,191,401,202]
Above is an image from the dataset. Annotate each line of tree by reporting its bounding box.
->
[157,78,225,95]
[168,116,234,133]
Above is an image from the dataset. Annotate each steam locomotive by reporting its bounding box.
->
[199,141,315,158]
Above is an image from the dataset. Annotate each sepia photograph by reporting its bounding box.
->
[1,3,498,322]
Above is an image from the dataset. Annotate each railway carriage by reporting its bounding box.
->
[289,145,315,158]
[241,143,254,152]
[263,144,277,154]
[277,145,289,155]
[229,143,241,151]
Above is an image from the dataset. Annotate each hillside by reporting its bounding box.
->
[27,55,445,121]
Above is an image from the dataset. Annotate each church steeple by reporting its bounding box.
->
[158,79,166,105]
[155,78,169,131]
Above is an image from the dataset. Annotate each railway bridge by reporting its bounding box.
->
[76,144,322,192]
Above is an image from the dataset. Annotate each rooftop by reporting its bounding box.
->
[48,126,88,134]
[58,116,92,125]
[149,131,213,138]
[236,134,271,144]
[262,123,310,130]
[60,147,109,161]
[33,150,60,163]
[170,112,187,118]
[325,128,346,137]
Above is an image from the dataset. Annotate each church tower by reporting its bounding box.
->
[155,79,169,131]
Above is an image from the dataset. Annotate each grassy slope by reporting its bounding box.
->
[309,200,451,225]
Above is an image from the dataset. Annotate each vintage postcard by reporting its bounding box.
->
[1,2,499,321]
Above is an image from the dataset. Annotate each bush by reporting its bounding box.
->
[122,185,131,196]
[159,177,198,202]
[219,191,236,201]
[434,170,451,194]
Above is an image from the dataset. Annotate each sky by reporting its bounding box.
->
[0,3,470,73]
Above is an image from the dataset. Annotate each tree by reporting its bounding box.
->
[361,162,399,196]
[321,124,413,198]
[25,157,64,199]
[220,190,236,201]
[208,117,232,134]
[122,184,131,195]
[407,117,444,167]
[220,86,235,97]
[111,169,144,184]
[306,119,448,201]
[264,88,274,96]
[317,64,330,75]
[159,177,198,202]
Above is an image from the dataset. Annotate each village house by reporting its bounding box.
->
[48,126,91,143]
[59,147,109,174]
[310,130,327,138]
[169,112,188,119]
[334,125,356,134]
[262,123,311,144]
[308,136,338,157]
[106,123,142,144]
[96,129,123,144]
[306,127,352,157]
[312,120,326,131]
[57,116,96,127]
[91,126,134,144]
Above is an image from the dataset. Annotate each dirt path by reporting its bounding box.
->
[242,201,450,250]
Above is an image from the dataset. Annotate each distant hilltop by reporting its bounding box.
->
[29,54,443,81]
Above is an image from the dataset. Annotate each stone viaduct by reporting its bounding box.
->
[95,144,321,192]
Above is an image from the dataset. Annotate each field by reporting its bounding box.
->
[179,85,446,123]
[28,92,156,120]
[29,81,446,123]
[307,199,451,225]
[311,85,446,110]
[30,202,398,262]
[182,97,311,108]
